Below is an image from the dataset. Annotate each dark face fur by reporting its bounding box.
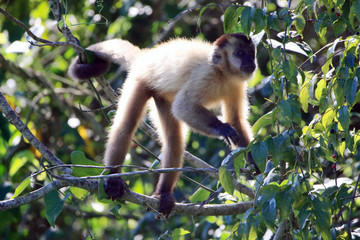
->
[213,33,256,76]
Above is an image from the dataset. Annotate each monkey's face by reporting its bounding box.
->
[213,33,257,78]
[228,35,256,76]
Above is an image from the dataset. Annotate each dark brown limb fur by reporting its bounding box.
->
[104,172,128,200]
[103,80,151,200]
[151,95,185,217]
[223,91,260,174]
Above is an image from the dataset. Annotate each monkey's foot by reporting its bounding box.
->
[103,176,127,201]
[152,192,176,218]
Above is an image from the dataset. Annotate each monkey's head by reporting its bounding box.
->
[213,33,256,78]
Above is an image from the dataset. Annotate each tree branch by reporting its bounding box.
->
[0,177,253,216]
[47,0,87,63]
[0,92,71,174]
[0,7,86,59]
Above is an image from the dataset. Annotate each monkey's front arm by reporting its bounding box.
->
[171,93,240,145]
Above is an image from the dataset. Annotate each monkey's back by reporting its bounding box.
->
[128,38,216,94]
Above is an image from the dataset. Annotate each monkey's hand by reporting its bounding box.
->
[217,123,241,146]
[152,191,176,218]
[103,175,127,200]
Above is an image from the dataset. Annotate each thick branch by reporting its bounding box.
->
[0,178,253,216]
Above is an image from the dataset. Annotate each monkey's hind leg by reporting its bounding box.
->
[103,79,151,200]
[150,96,185,217]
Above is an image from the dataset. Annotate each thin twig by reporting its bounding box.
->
[50,167,218,181]
[0,7,86,58]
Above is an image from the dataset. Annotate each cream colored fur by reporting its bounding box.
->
[70,34,256,215]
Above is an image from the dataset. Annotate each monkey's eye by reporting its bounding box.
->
[233,49,244,57]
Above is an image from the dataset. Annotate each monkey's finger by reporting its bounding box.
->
[224,136,232,146]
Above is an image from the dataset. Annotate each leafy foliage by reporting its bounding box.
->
[1,0,360,239]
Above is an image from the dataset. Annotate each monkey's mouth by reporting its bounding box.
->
[240,64,256,73]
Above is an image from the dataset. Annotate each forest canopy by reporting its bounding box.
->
[0,0,360,239]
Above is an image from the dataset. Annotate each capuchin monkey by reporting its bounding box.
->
[68,33,258,217]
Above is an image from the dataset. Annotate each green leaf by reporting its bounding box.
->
[11,176,31,199]
[322,109,336,128]
[189,188,211,203]
[173,228,190,240]
[45,190,69,228]
[315,79,326,101]
[298,209,311,229]
[252,110,275,134]
[71,151,103,177]
[9,156,27,178]
[337,67,349,80]
[234,151,245,178]
[278,100,292,127]
[288,95,302,125]
[299,81,310,112]
[334,78,345,106]
[69,187,89,200]
[333,19,347,36]
[259,183,280,199]
[97,177,113,203]
[219,166,234,195]
[321,57,331,75]
[0,114,10,141]
[224,6,243,33]
[313,197,331,240]
[318,93,329,114]
[240,7,253,37]
[262,198,276,229]
[345,77,358,107]
[351,1,360,22]
[251,141,268,172]
[282,60,298,83]
[345,53,355,69]
[276,192,293,221]
[336,185,352,208]
[338,105,350,130]
[293,14,306,33]
[253,8,266,34]
[109,204,123,218]
[267,12,280,31]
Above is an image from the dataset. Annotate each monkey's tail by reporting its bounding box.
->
[68,39,141,80]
